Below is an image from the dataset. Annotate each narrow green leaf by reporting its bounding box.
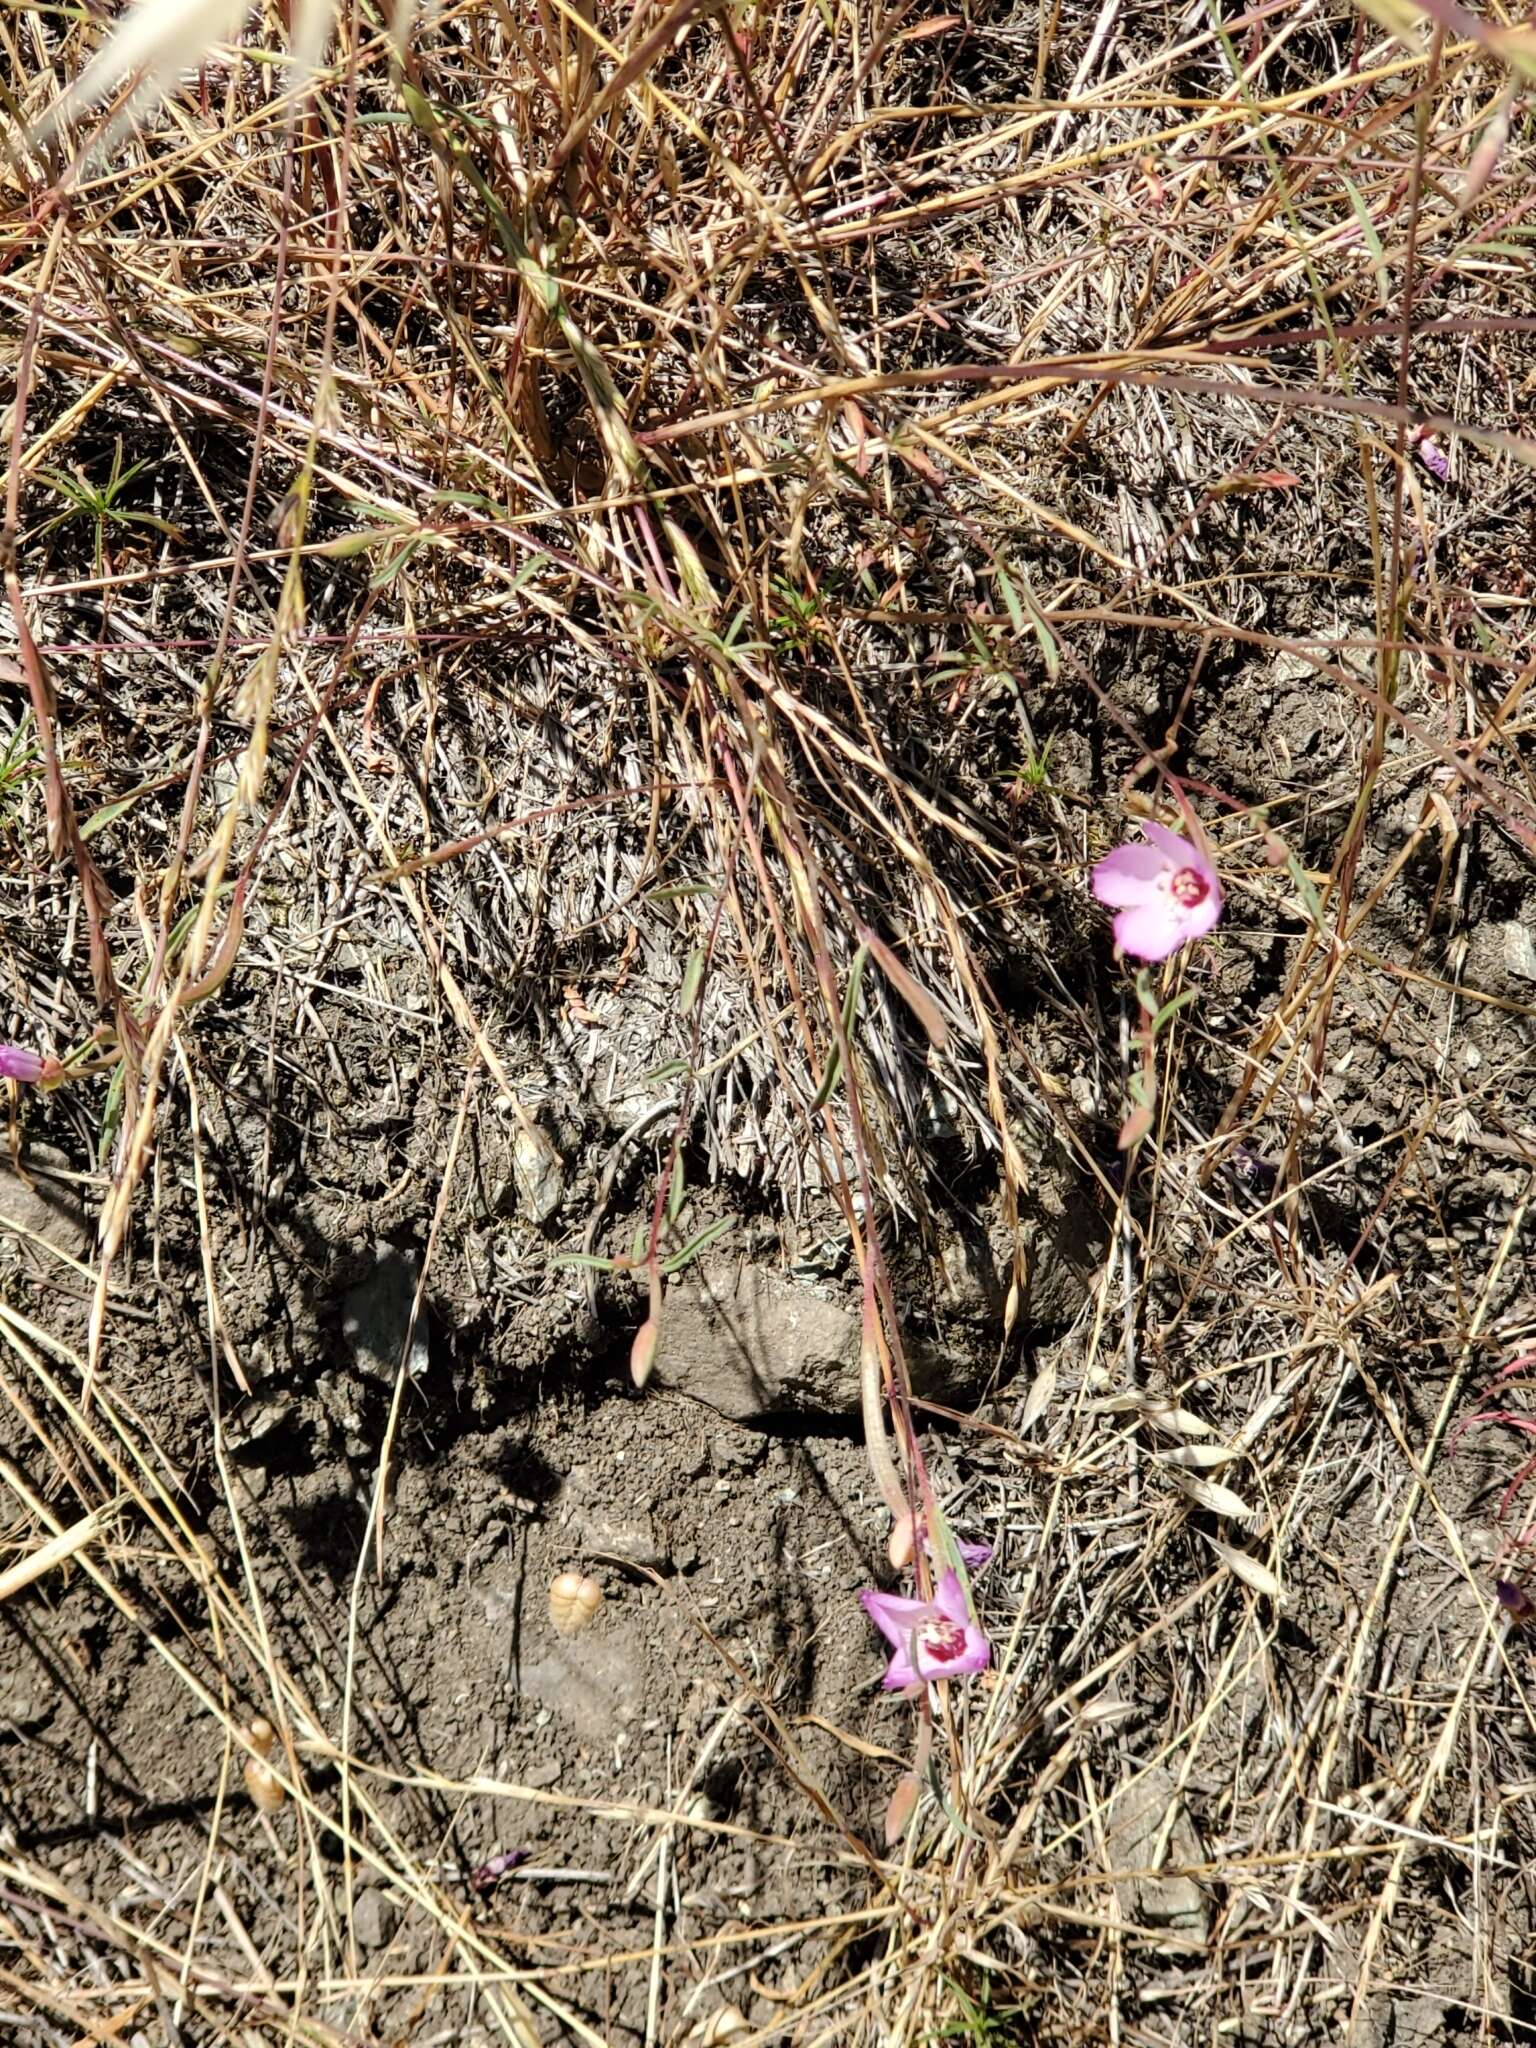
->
[811,943,868,1111]
[659,1214,734,1274]
[80,792,143,841]
[367,534,426,590]
[1150,986,1200,1035]
[1286,852,1328,931]
[1013,563,1061,680]
[809,1044,843,1114]
[841,942,870,1038]
[318,526,395,560]
[679,946,707,1015]
[506,551,548,594]
[993,560,1026,634]
[1342,175,1391,308]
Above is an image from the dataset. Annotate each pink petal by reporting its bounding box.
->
[931,1570,970,1625]
[1141,820,1212,879]
[0,1045,44,1084]
[921,1529,991,1569]
[1416,435,1450,482]
[959,1626,991,1676]
[861,1588,931,1651]
[1113,898,1186,961]
[1091,843,1166,908]
[1179,882,1223,942]
[881,1642,921,1690]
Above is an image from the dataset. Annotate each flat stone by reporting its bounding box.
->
[1462,919,1536,999]
[562,1467,670,1568]
[1502,922,1536,983]
[516,1634,644,1743]
[238,1462,272,1501]
[342,1244,428,1380]
[1104,1766,1208,1940]
[0,1144,89,1274]
[230,1396,290,1447]
[567,1501,669,1571]
[652,1263,863,1418]
[939,1231,1001,1319]
[0,1663,53,1731]
[651,1223,1095,1417]
[512,1121,565,1223]
[480,1580,519,1626]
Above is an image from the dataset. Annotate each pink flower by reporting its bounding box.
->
[860,1568,990,1690]
[1091,821,1222,961]
[0,1044,45,1084]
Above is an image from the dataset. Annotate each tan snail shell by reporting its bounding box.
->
[548,1571,603,1637]
[242,1716,286,1813]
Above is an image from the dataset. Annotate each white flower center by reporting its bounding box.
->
[1166,865,1209,909]
[919,1619,969,1665]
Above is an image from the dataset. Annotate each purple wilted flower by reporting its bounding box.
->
[1091,821,1222,962]
[861,1568,990,1690]
[469,1848,530,1893]
[1224,1145,1279,1195]
[0,1045,45,1085]
[1412,427,1450,482]
[920,1518,992,1571]
[1497,1580,1535,1624]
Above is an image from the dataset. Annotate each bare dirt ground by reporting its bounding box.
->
[2,0,1536,2041]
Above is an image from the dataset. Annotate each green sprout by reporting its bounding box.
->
[33,440,185,574]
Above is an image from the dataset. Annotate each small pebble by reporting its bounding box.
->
[351,1886,401,1952]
